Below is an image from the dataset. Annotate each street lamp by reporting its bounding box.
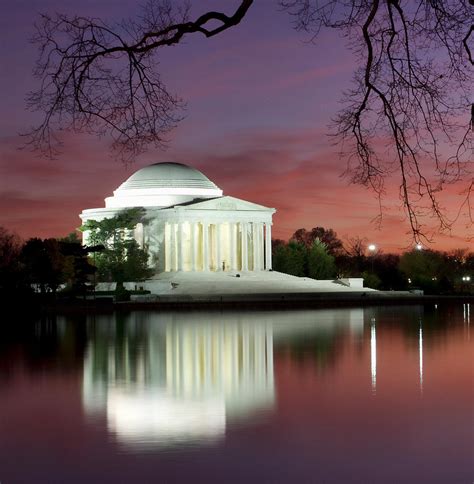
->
[368,244,376,273]
[462,275,471,294]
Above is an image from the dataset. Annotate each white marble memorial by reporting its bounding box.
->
[80,162,275,274]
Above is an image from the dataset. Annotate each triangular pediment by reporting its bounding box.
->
[177,196,274,212]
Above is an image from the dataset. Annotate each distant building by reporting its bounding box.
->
[80,162,275,273]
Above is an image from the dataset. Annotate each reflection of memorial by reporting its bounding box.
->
[83,315,274,449]
[82,308,371,449]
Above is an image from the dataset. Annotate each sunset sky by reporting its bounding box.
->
[0,0,472,252]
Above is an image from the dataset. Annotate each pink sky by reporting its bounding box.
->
[0,1,472,252]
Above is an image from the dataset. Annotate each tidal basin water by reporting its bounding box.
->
[0,305,472,483]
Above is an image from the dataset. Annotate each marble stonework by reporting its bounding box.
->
[80,162,275,274]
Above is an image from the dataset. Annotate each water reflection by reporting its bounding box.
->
[82,308,367,451]
[371,319,377,394]
[419,325,423,394]
[271,308,364,373]
[0,305,472,482]
[83,313,275,450]
[465,304,471,345]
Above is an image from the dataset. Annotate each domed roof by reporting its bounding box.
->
[105,162,223,209]
[117,162,219,192]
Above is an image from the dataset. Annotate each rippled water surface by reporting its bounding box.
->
[1,305,472,483]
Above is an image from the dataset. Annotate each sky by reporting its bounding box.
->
[0,0,472,252]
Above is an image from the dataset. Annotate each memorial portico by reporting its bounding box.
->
[80,162,275,274]
[159,208,272,272]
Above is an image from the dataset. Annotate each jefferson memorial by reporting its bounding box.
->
[80,162,275,274]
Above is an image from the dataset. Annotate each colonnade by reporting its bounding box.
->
[164,220,272,272]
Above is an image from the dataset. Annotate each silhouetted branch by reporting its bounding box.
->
[25,0,473,241]
[282,0,473,242]
[25,0,253,161]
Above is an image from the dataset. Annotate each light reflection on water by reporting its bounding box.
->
[83,315,275,451]
[80,307,419,452]
[82,308,366,452]
[0,305,472,483]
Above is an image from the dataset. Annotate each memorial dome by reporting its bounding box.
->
[105,162,223,208]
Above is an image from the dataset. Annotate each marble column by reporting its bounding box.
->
[215,224,221,271]
[178,221,184,271]
[258,223,264,270]
[252,223,259,271]
[170,222,176,272]
[230,222,237,271]
[203,222,209,271]
[164,223,169,272]
[191,222,198,271]
[265,222,272,270]
[241,222,248,271]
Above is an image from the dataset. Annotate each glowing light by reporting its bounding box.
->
[368,244,376,252]
[83,320,276,450]
[415,244,423,250]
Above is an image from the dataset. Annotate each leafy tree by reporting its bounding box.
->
[58,239,97,296]
[361,271,382,290]
[0,227,25,294]
[80,208,153,286]
[310,228,343,256]
[399,249,446,293]
[271,238,287,254]
[307,239,337,280]
[273,243,290,274]
[273,240,307,276]
[21,238,70,294]
[292,227,343,255]
[372,253,406,290]
[60,231,82,244]
[336,236,368,276]
[291,229,312,247]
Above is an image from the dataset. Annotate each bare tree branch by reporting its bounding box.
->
[281,0,473,243]
[24,0,253,161]
[25,0,473,242]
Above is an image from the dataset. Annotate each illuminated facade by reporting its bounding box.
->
[80,162,275,273]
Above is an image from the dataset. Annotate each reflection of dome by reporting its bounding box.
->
[107,390,226,448]
[82,318,275,451]
[105,162,223,208]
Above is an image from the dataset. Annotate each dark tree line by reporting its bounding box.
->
[0,229,96,303]
[272,226,474,293]
[1,221,472,304]
[0,209,152,306]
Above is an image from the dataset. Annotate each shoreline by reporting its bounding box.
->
[27,292,474,314]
